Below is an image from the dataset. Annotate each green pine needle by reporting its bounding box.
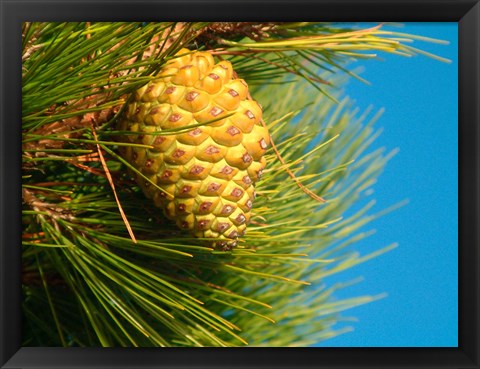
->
[21,21,449,347]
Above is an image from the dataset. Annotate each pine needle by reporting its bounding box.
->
[263,118,326,203]
[21,21,451,348]
[91,127,137,243]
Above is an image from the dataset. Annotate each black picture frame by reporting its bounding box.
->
[1,1,478,368]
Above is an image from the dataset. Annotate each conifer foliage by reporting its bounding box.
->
[22,22,447,347]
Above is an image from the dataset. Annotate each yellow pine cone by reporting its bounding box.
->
[117,48,270,249]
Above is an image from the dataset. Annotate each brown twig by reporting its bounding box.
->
[195,22,280,44]
[22,187,75,220]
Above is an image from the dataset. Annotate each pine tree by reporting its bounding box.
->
[21,22,448,347]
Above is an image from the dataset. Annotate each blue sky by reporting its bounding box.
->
[316,23,458,347]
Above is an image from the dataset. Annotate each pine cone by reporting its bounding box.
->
[117,48,270,249]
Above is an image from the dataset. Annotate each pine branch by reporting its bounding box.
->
[21,22,449,347]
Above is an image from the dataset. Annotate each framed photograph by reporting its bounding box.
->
[1,1,479,368]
